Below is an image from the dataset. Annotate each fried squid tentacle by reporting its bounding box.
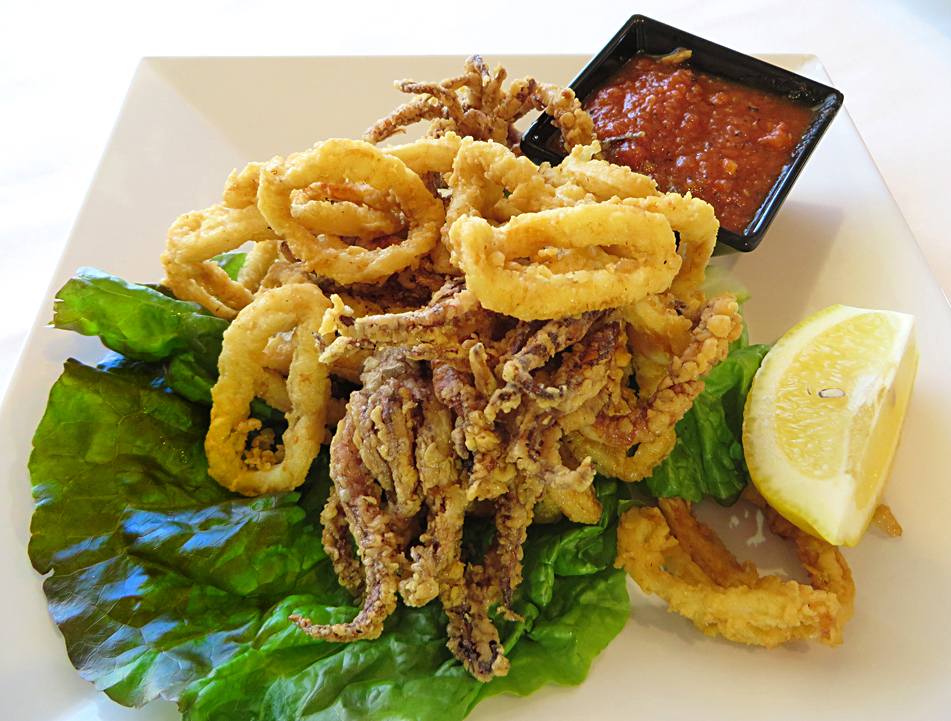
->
[432,361,515,502]
[293,414,402,642]
[364,55,592,152]
[336,278,492,347]
[485,472,545,618]
[400,393,462,607]
[544,317,628,414]
[352,353,431,519]
[444,566,511,681]
[320,487,365,598]
[592,293,743,448]
[485,311,605,422]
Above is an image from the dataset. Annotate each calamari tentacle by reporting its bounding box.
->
[293,414,401,642]
[320,487,365,597]
[432,361,515,501]
[336,278,492,347]
[444,565,510,681]
[520,316,626,414]
[485,311,604,422]
[484,472,544,618]
[592,293,743,448]
[401,396,465,607]
[364,55,592,154]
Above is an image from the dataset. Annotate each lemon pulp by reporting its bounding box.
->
[743,305,917,546]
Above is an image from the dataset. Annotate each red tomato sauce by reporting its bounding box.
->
[584,55,814,233]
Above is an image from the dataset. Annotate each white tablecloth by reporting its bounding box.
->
[2,0,949,401]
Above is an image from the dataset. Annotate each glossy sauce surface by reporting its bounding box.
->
[584,55,814,233]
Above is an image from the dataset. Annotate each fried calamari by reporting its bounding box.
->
[364,54,595,153]
[158,56,804,680]
[205,283,332,495]
[616,491,855,647]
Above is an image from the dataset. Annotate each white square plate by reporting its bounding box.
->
[3,55,951,721]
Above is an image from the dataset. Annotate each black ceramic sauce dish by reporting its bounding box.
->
[520,15,844,253]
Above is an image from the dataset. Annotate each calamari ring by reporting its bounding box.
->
[222,161,264,210]
[546,141,660,202]
[290,181,404,240]
[450,202,682,320]
[162,203,281,320]
[236,239,282,294]
[256,139,444,284]
[205,283,332,496]
[383,132,463,175]
[544,142,718,300]
[620,194,719,302]
[615,497,855,647]
[446,139,559,240]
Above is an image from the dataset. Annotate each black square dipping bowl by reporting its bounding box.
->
[520,15,844,252]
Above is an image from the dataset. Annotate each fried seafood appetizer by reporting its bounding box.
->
[616,490,855,647]
[205,283,333,495]
[159,57,847,680]
[364,54,595,154]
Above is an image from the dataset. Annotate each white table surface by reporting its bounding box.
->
[2,0,950,400]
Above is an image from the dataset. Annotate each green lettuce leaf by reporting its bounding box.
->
[644,343,770,504]
[52,268,228,403]
[702,263,751,306]
[52,269,283,427]
[475,569,628,705]
[214,251,248,280]
[29,359,233,576]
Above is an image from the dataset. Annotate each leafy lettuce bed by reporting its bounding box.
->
[28,269,766,720]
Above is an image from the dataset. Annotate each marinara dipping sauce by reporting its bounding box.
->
[584,53,814,233]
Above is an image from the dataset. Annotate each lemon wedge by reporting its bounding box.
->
[743,305,918,546]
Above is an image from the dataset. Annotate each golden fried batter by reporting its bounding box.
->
[364,55,594,153]
[616,495,855,647]
[165,57,757,682]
